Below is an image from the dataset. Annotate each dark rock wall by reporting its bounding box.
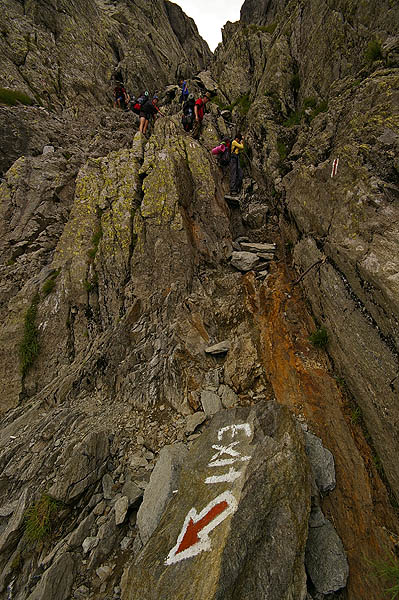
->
[0,0,211,108]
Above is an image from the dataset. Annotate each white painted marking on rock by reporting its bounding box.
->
[331,157,339,177]
[217,423,252,440]
[205,467,243,484]
[209,456,251,468]
[166,422,253,565]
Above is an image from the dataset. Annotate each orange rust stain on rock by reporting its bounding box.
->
[190,312,210,342]
[251,266,398,600]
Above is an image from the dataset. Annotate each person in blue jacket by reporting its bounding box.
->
[179,78,189,104]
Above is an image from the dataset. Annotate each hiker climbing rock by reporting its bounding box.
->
[192,91,211,139]
[132,91,149,115]
[113,82,128,109]
[182,93,195,132]
[139,95,161,135]
[178,78,189,104]
[230,133,244,195]
[211,138,231,167]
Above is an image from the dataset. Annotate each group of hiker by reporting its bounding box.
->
[113,79,245,195]
[113,84,163,134]
[179,80,245,194]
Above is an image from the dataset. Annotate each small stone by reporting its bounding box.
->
[130,453,148,468]
[74,585,89,599]
[89,493,103,509]
[219,385,239,408]
[93,501,106,516]
[134,479,148,490]
[121,480,143,507]
[200,390,222,416]
[121,536,132,551]
[240,242,276,253]
[204,341,230,355]
[308,505,326,528]
[82,536,99,554]
[42,145,55,154]
[96,565,113,582]
[102,474,114,500]
[137,435,144,446]
[230,251,260,272]
[115,496,129,525]
[185,412,206,434]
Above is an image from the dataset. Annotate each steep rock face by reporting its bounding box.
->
[1,1,399,599]
[212,0,399,505]
[0,0,211,108]
[0,114,231,415]
[214,0,399,103]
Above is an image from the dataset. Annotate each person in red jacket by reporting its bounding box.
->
[193,92,211,139]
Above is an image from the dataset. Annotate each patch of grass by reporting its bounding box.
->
[19,294,40,377]
[277,139,288,161]
[290,72,300,94]
[283,110,303,127]
[225,93,252,116]
[211,95,224,109]
[10,551,21,571]
[284,99,328,127]
[371,554,399,599]
[0,87,35,107]
[365,39,383,62]
[24,494,61,543]
[309,327,328,348]
[261,22,277,34]
[42,269,60,297]
[372,452,384,476]
[249,23,277,34]
[350,405,362,424]
[83,280,96,293]
[88,225,103,260]
[311,100,328,118]
[303,97,317,110]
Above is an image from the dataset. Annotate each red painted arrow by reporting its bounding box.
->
[176,500,229,554]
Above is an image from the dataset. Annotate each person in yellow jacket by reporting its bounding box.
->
[230,133,244,195]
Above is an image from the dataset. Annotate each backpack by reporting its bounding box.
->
[182,100,195,130]
[219,140,231,166]
[182,111,194,131]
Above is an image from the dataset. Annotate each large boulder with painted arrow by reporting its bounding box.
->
[121,401,312,600]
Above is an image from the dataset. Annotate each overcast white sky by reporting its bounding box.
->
[171,0,244,52]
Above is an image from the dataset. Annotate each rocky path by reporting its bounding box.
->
[0,79,398,599]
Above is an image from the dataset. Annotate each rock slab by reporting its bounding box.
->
[136,443,188,546]
[122,402,311,600]
[305,519,349,594]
